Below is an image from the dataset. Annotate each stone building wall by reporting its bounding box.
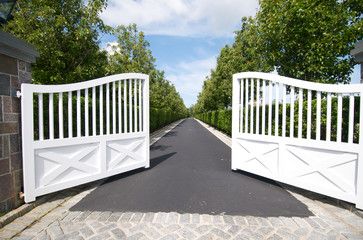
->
[0,53,32,213]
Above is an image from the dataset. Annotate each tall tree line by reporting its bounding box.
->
[193,0,362,113]
[2,0,188,115]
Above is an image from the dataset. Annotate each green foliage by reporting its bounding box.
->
[258,0,363,83]
[150,108,186,132]
[195,0,362,113]
[195,109,232,136]
[3,0,109,84]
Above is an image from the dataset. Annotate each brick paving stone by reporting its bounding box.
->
[246,216,259,226]
[79,226,94,238]
[177,228,197,239]
[179,214,191,224]
[97,211,112,221]
[223,215,234,225]
[191,214,200,224]
[227,225,241,235]
[130,212,144,223]
[108,212,122,222]
[142,212,155,223]
[110,228,126,239]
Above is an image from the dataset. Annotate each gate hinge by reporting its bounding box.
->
[16,91,22,98]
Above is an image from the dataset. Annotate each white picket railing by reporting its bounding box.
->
[232,72,363,209]
[21,73,149,202]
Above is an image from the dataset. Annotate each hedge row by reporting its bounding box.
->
[150,108,187,132]
[195,109,232,136]
[195,96,361,143]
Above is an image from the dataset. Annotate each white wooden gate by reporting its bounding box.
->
[21,73,149,203]
[232,72,363,209]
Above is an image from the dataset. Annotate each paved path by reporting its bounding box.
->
[71,118,310,217]
[1,119,363,239]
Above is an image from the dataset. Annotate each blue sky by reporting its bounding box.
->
[100,0,361,107]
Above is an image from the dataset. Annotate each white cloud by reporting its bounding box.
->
[164,56,217,107]
[101,0,259,37]
[104,41,120,55]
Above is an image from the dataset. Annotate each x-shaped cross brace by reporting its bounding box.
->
[237,139,278,175]
[37,145,98,186]
[107,139,144,169]
[287,146,356,193]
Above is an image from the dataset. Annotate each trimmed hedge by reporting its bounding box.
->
[150,108,186,132]
[195,109,232,136]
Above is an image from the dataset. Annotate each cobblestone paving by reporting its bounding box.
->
[0,184,362,240]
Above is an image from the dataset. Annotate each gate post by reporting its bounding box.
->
[356,92,363,210]
[231,74,240,170]
[143,75,150,168]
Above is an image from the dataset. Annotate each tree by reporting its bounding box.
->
[257,0,363,83]
[107,24,188,115]
[194,17,272,112]
[3,0,109,84]
[106,24,155,75]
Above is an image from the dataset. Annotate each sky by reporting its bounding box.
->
[99,0,361,107]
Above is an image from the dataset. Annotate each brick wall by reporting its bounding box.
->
[0,53,32,213]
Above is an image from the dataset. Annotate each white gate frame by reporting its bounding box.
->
[21,73,149,203]
[232,72,363,209]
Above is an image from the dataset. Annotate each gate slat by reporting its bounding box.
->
[348,94,355,143]
[68,91,72,138]
[240,79,244,133]
[100,85,103,135]
[316,91,321,140]
[256,79,260,134]
[250,79,254,134]
[298,88,303,138]
[77,90,81,137]
[58,92,63,139]
[85,88,89,137]
[138,79,142,132]
[112,81,116,134]
[282,84,286,137]
[134,79,137,132]
[307,90,312,139]
[275,83,279,136]
[49,93,54,139]
[290,87,295,138]
[129,79,133,133]
[38,93,44,140]
[245,79,249,133]
[106,83,110,135]
[268,82,272,136]
[262,80,266,135]
[326,92,331,141]
[118,81,122,133]
[124,80,127,133]
[337,93,342,142]
[92,87,96,136]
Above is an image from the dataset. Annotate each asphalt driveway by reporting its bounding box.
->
[71,118,311,217]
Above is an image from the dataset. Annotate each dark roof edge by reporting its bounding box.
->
[0,30,39,63]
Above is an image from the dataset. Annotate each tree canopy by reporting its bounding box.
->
[2,1,188,116]
[194,0,362,113]
[3,0,109,84]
